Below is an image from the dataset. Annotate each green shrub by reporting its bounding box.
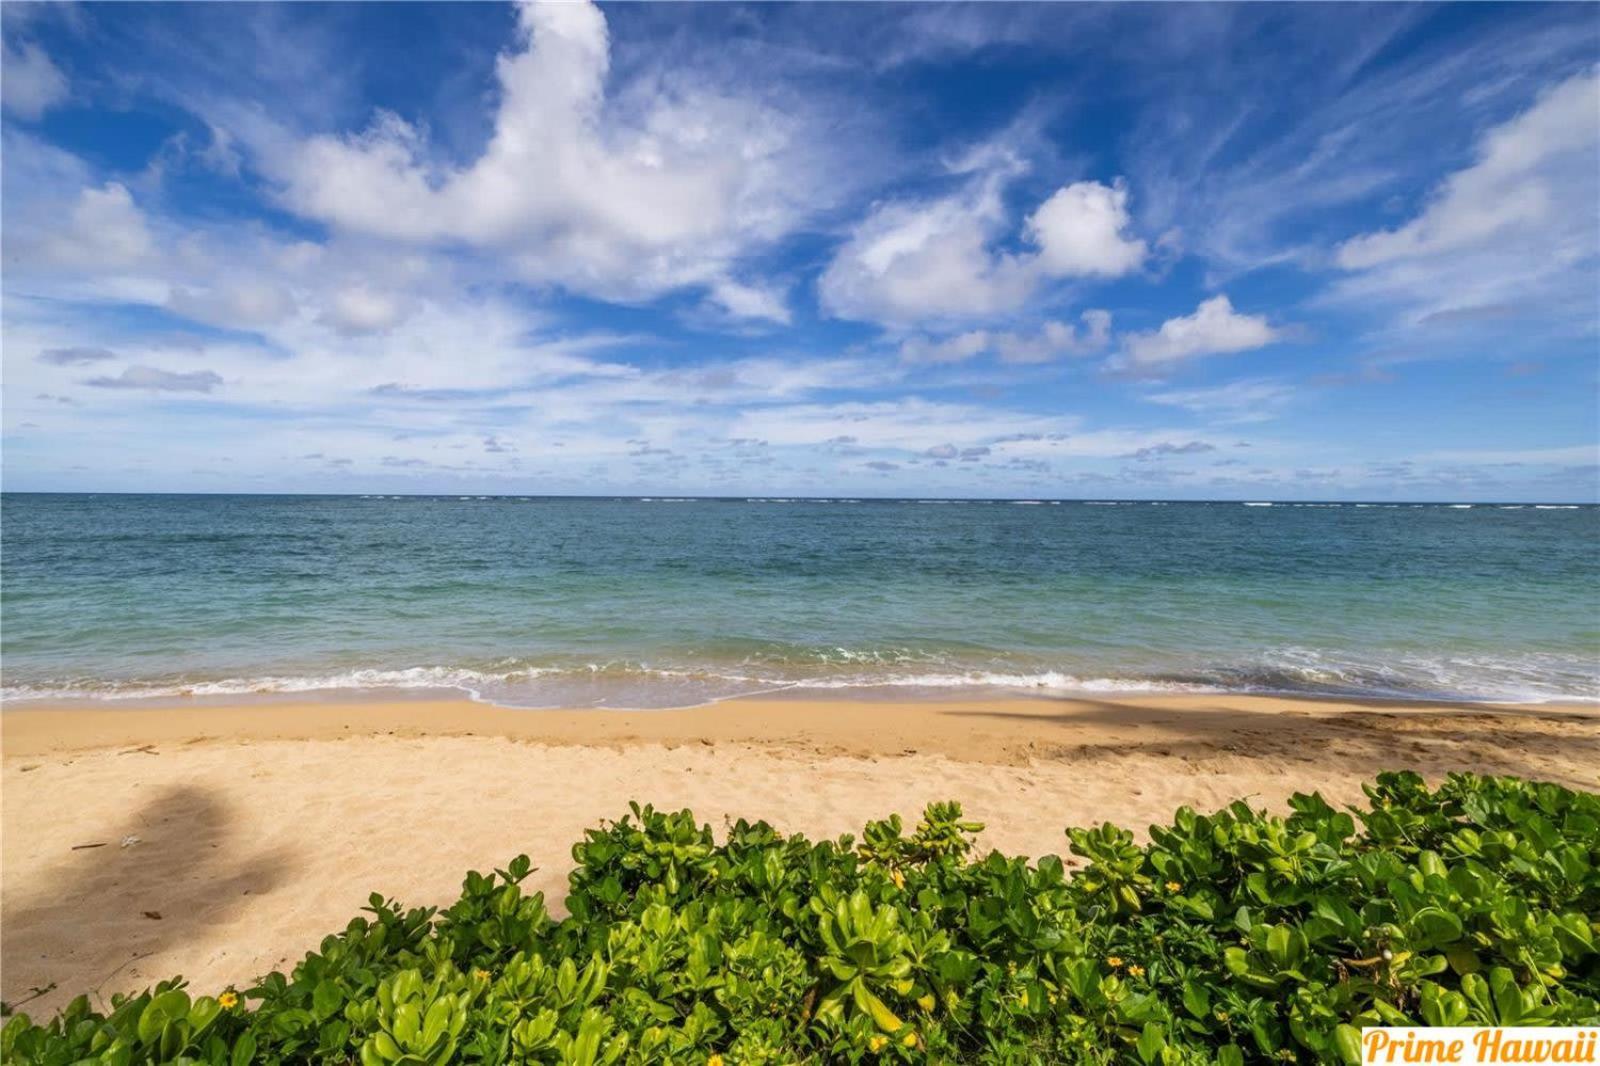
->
[5,772,1597,1064]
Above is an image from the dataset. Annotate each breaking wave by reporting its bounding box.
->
[6,646,1595,709]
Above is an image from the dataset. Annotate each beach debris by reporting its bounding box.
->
[118,744,159,756]
[120,835,142,848]
[142,911,162,921]
[20,764,39,772]
[70,842,108,850]
[0,983,57,1015]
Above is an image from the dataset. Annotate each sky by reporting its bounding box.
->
[2,2,1597,501]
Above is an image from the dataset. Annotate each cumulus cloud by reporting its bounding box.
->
[38,346,117,366]
[1026,182,1147,278]
[268,1,822,307]
[1331,69,1600,325]
[1113,296,1280,373]
[899,310,1113,365]
[820,171,1146,325]
[83,366,225,393]
[2,39,68,120]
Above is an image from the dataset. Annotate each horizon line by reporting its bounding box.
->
[2,490,1595,507]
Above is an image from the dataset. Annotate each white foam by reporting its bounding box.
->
[8,649,1595,709]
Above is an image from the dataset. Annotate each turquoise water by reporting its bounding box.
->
[2,493,1596,706]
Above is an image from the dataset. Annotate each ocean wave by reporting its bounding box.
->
[6,647,1596,708]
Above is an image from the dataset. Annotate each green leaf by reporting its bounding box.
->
[230,1031,256,1066]
[1181,979,1210,1020]
[1136,1022,1165,1065]
[1333,1024,1363,1065]
[187,996,221,1037]
[852,983,905,1034]
[311,981,344,1021]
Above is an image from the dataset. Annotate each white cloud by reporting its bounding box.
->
[819,169,1146,326]
[706,279,792,324]
[266,0,823,308]
[897,331,993,366]
[1026,181,1147,278]
[818,182,1033,324]
[1114,295,1280,372]
[1331,69,1600,324]
[1143,378,1297,423]
[2,39,68,120]
[1338,72,1598,269]
[899,310,1111,365]
[26,183,153,270]
[169,281,297,330]
[318,285,408,336]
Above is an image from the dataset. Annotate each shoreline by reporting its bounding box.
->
[6,672,1597,715]
[5,689,1598,760]
[4,693,1598,1017]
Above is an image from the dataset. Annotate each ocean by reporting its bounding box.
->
[2,493,1596,707]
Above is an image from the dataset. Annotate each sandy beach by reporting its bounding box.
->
[3,693,1597,1017]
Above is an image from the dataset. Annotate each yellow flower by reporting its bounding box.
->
[902,1032,918,1048]
[1166,881,1182,893]
[708,1056,724,1066]
[917,993,935,1012]
[1105,956,1124,968]
[890,869,905,889]
[1128,964,1146,978]
[218,992,239,1010]
[474,969,491,981]
[868,1035,888,1053]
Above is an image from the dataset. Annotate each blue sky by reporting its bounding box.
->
[2,2,1597,500]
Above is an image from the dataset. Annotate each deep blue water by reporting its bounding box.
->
[2,493,1596,706]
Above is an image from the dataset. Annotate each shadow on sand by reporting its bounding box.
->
[2,783,294,1011]
[937,697,1600,790]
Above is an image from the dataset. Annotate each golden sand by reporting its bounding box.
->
[3,693,1596,1016]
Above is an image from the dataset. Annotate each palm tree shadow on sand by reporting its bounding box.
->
[2,783,294,1014]
[939,697,1600,790]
